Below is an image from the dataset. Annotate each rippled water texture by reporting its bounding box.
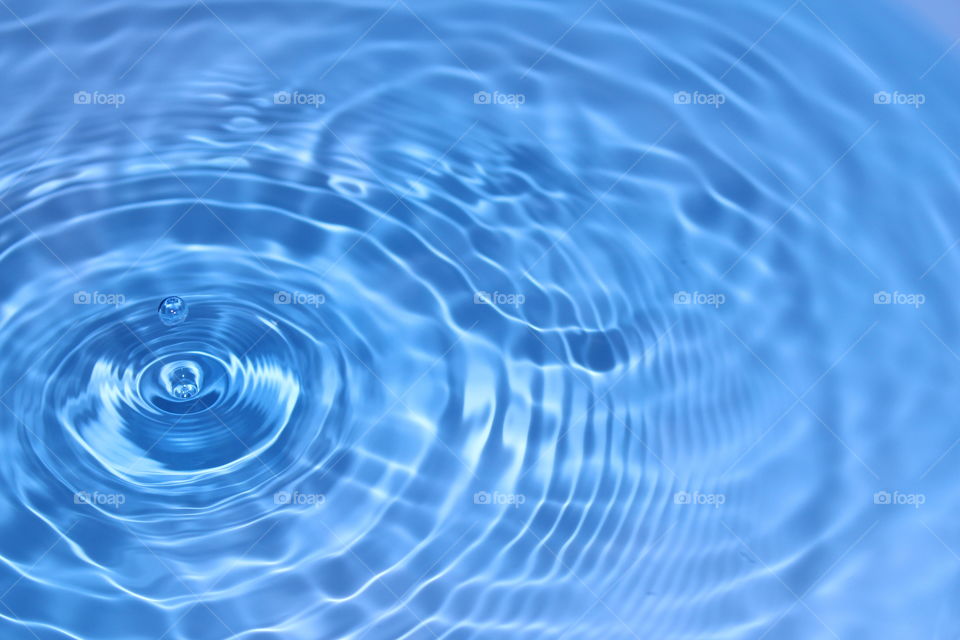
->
[0,0,959,638]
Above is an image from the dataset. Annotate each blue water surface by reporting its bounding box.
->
[0,0,958,638]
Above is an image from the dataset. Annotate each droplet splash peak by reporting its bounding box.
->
[161,360,202,400]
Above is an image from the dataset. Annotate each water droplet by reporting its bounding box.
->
[162,361,202,400]
[158,296,187,326]
[172,380,198,399]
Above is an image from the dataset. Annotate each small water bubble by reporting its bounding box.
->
[158,296,187,326]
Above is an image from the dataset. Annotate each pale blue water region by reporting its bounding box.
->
[0,0,958,638]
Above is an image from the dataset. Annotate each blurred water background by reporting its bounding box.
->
[0,0,957,638]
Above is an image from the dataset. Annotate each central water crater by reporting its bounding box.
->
[162,360,203,399]
[139,351,228,413]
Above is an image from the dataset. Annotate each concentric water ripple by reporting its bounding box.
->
[0,0,958,638]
